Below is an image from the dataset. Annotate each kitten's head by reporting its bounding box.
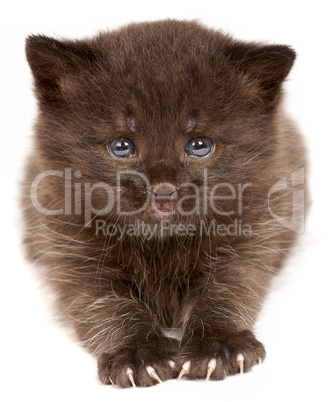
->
[26,20,295,235]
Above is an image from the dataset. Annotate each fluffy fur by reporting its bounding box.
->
[23,20,306,387]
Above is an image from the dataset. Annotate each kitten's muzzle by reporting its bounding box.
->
[151,184,177,211]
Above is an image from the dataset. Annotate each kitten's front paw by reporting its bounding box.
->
[98,337,178,387]
[177,330,266,381]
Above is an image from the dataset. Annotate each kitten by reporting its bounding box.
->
[23,19,306,387]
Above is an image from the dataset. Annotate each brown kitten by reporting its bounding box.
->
[23,20,306,387]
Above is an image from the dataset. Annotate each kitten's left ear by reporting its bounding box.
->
[25,35,100,104]
[225,43,296,107]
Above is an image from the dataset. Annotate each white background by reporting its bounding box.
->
[1,1,334,401]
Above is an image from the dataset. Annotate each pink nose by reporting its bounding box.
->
[151,184,177,210]
[152,185,176,199]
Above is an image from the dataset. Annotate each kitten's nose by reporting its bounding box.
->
[151,184,177,200]
[151,184,177,210]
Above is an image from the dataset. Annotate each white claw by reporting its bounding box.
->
[126,367,136,387]
[206,358,217,381]
[177,360,191,380]
[258,358,262,365]
[168,360,176,369]
[146,365,163,383]
[236,353,245,374]
[108,376,114,385]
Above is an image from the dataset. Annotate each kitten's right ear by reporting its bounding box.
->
[223,42,296,108]
[25,35,99,101]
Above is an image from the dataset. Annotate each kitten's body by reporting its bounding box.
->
[23,20,306,386]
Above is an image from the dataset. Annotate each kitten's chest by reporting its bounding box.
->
[107,237,212,325]
[126,248,211,326]
[131,275,187,327]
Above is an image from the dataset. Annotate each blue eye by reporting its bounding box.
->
[185,138,214,158]
[107,138,136,158]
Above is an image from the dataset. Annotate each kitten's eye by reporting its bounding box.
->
[185,138,214,158]
[107,138,136,158]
